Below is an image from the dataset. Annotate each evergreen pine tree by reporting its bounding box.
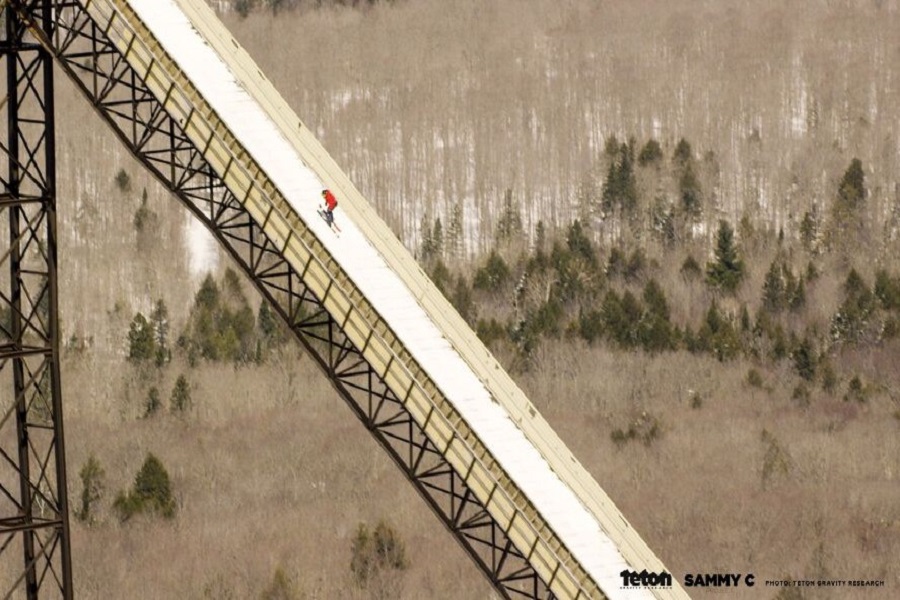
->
[430,260,452,295]
[762,259,785,313]
[113,453,176,521]
[535,220,546,252]
[793,336,817,381]
[446,202,463,260]
[638,279,676,352]
[419,213,435,261]
[128,313,156,362]
[144,386,161,418]
[706,220,744,293]
[431,217,444,259]
[874,269,900,310]
[799,207,819,251]
[76,455,105,524]
[679,162,702,217]
[601,159,618,215]
[830,269,876,343]
[257,301,285,352]
[150,299,170,366]
[473,251,510,292]
[496,189,522,243]
[789,276,807,312]
[638,139,663,167]
[837,158,866,210]
[451,275,475,325]
[673,138,693,167]
[195,273,220,311]
[170,375,191,414]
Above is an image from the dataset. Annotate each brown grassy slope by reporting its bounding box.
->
[63,352,491,599]
[60,338,900,599]
[518,343,900,600]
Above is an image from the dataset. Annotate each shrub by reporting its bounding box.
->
[820,361,838,395]
[843,375,867,403]
[690,391,703,409]
[680,255,702,280]
[114,168,131,192]
[260,567,297,600]
[133,190,157,234]
[792,383,811,407]
[610,412,662,447]
[747,368,763,388]
[350,520,408,589]
[761,429,792,488]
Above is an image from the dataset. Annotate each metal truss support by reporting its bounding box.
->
[43,2,557,598]
[0,1,72,598]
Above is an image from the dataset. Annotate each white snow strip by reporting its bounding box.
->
[126,1,653,596]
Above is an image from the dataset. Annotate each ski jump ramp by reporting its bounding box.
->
[26,0,689,597]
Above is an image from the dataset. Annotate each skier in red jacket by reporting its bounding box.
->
[321,189,338,226]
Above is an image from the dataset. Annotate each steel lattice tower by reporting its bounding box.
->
[0,1,73,598]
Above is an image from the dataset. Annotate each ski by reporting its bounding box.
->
[317,208,341,235]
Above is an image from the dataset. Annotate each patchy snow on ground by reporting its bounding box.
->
[185,216,219,277]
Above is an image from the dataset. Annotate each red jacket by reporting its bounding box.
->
[323,189,338,211]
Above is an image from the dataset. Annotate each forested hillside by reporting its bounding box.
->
[34,1,900,598]
[222,0,900,260]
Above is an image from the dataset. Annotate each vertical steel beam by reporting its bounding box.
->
[0,1,72,598]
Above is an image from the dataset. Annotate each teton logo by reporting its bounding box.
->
[620,569,673,588]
